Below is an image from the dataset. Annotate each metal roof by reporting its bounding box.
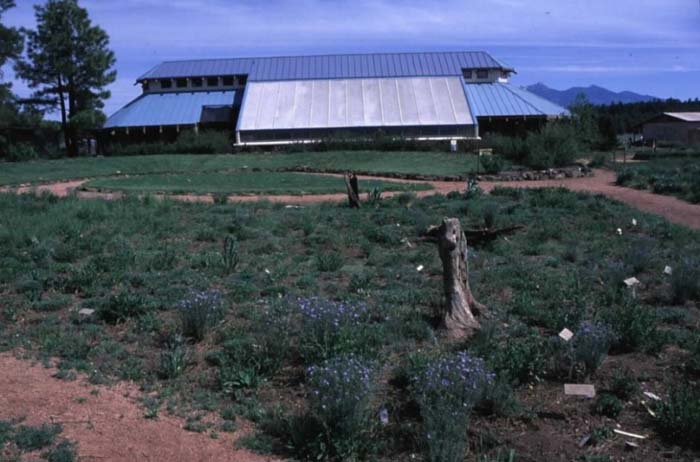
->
[104,91,238,128]
[464,83,569,118]
[238,77,474,132]
[138,51,510,82]
[664,112,700,122]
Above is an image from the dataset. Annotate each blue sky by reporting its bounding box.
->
[3,0,700,116]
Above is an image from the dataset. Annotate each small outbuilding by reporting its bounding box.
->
[641,112,700,146]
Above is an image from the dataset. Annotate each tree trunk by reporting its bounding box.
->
[344,173,361,208]
[66,78,78,157]
[57,76,71,156]
[436,218,486,338]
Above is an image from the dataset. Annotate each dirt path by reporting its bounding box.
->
[2,169,699,229]
[0,353,273,462]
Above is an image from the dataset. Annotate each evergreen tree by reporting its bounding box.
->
[15,0,115,156]
[0,0,23,157]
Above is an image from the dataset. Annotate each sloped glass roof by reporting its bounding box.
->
[237,77,474,132]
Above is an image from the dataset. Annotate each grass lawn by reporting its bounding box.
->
[1,189,699,461]
[83,172,432,195]
[616,156,700,203]
[0,151,483,186]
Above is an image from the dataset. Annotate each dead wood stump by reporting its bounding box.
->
[344,173,361,208]
[435,217,486,338]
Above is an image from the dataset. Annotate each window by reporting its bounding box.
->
[462,69,474,80]
[160,79,172,89]
[207,77,219,87]
[176,78,188,88]
[238,75,248,85]
[191,77,203,88]
[142,81,150,91]
[222,76,235,86]
[476,69,489,79]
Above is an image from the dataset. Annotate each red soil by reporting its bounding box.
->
[0,353,273,462]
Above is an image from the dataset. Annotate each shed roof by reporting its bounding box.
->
[138,51,511,82]
[664,112,700,122]
[464,83,569,118]
[104,91,239,128]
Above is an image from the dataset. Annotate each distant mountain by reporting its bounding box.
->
[525,83,658,108]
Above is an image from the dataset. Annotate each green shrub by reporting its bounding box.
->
[45,440,77,462]
[602,301,660,353]
[98,291,149,324]
[6,143,39,162]
[221,236,240,274]
[525,122,580,169]
[671,258,700,304]
[479,155,505,174]
[609,370,639,400]
[315,252,344,272]
[592,393,623,418]
[654,386,700,449]
[14,424,61,451]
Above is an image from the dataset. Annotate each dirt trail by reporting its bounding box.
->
[0,353,273,462]
[1,169,699,229]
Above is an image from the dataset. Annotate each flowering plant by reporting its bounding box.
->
[307,355,375,458]
[178,289,224,341]
[413,352,494,462]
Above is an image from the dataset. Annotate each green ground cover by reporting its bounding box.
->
[83,172,431,196]
[0,151,483,186]
[616,156,700,203]
[1,188,699,461]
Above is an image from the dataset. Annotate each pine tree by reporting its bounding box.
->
[15,0,116,157]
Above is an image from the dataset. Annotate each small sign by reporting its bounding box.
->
[663,266,673,276]
[559,328,574,342]
[78,308,95,317]
[616,228,623,236]
[564,384,596,398]
[416,265,424,272]
[632,218,638,227]
[624,277,640,287]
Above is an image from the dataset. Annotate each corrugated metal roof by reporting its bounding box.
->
[238,77,474,132]
[138,51,509,81]
[464,83,569,117]
[104,91,238,128]
[664,112,700,122]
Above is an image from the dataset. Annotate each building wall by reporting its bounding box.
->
[643,121,700,145]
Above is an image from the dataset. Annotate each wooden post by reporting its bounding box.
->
[344,173,361,208]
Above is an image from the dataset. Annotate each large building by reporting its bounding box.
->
[104,51,568,146]
[641,112,700,146]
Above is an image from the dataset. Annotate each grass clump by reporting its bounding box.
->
[592,393,624,418]
[670,257,700,304]
[178,289,225,342]
[654,386,700,449]
[14,423,62,451]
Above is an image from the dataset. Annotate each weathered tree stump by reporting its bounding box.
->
[344,173,361,208]
[435,218,486,338]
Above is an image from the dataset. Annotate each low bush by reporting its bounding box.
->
[98,291,149,324]
[158,335,189,379]
[306,355,376,460]
[654,386,700,449]
[14,423,62,451]
[609,370,639,400]
[479,155,505,174]
[315,252,344,272]
[178,289,225,342]
[602,301,661,353]
[6,143,39,162]
[592,393,623,418]
[570,321,614,378]
[413,352,494,462]
[671,258,700,304]
[45,440,77,462]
